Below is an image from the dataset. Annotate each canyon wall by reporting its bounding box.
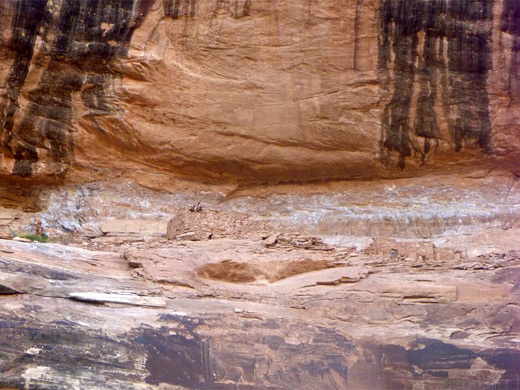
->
[0,0,518,184]
[1,2,520,389]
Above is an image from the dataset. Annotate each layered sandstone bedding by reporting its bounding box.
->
[0,0,518,184]
[0,0,519,389]
[0,174,519,389]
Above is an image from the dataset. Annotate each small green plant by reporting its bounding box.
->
[15,232,50,243]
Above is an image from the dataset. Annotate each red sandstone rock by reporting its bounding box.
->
[0,1,519,388]
[0,0,518,185]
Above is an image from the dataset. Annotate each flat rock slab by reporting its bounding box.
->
[101,219,167,237]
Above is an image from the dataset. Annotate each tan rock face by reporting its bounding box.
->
[0,0,518,184]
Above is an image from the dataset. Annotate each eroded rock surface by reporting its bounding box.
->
[0,225,519,389]
[0,175,519,389]
[0,0,519,388]
[0,0,518,184]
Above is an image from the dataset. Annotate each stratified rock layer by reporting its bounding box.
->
[0,230,519,390]
[0,176,518,389]
[0,0,518,184]
[1,2,519,388]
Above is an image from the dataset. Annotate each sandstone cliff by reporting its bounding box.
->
[0,1,520,389]
[0,0,518,184]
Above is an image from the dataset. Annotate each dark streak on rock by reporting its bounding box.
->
[406,338,475,370]
[501,0,520,36]
[0,0,153,178]
[135,320,210,387]
[353,0,363,70]
[379,0,494,169]
[0,0,48,177]
[482,349,520,381]
[501,0,520,105]
[243,0,252,17]
[0,307,519,389]
[232,0,252,18]
[165,0,198,19]
[0,258,80,281]
[0,315,138,389]
[373,339,520,389]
